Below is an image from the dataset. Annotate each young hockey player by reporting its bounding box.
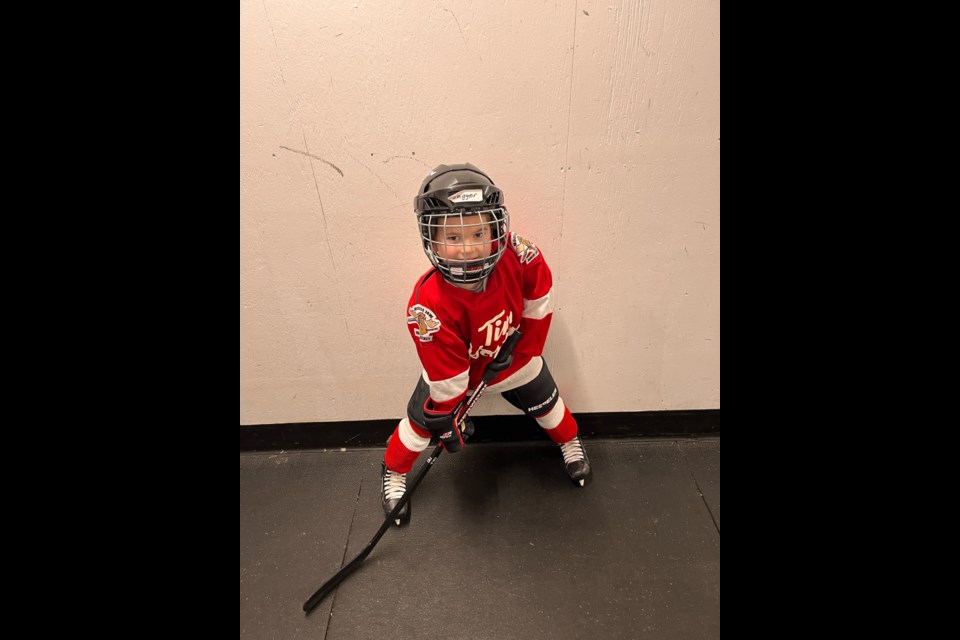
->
[381,163,591,525]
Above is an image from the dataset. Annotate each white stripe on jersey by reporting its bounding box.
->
[522,288,553,320]
[535,398,567,430]
[483,356,544,394]
[397,417,431,452]
[421,368,470,402]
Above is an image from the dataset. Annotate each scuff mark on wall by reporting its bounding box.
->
[261,0,286,86]
[346,151,405,204]
[382,155,430,169]
[443,7,481,62]
[279,145,344,177]
[300,131,352,338]
[299,135,337,275]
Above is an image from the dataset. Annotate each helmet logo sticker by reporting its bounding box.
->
[512,233,539,264]
[448,189,483,203]
[407,304,442,342]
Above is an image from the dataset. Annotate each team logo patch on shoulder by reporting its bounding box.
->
[407,304,442,342]
[512,233,539,265]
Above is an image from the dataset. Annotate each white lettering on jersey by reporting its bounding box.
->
[469,310,514,359]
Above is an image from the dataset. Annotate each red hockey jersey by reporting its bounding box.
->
[405,231,554,413]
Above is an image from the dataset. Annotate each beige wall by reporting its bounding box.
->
[240,0,720,424]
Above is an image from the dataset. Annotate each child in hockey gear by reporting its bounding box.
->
[381,163,592,525]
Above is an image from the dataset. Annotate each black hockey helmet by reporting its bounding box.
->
[414,163,510,284]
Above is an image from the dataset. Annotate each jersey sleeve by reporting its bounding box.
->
[511,232,554,358]
[406,290,469,414]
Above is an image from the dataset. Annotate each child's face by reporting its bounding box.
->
[431,214,493,265]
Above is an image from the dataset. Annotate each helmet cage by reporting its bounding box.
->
[417,206,510,284]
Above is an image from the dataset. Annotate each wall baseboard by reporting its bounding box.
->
[240,409,719,452]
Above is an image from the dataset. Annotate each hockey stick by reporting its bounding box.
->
[303,329,522,614]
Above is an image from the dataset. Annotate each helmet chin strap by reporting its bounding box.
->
[445,273,488,291]
[434,255,494,288]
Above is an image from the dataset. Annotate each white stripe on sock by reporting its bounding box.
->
[397,417,430,451]
[535,398,566,430]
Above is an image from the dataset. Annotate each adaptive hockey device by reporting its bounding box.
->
[303,329,522,614]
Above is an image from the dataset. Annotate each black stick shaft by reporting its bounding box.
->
[302,444,443,612]
[302,329,522,614]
